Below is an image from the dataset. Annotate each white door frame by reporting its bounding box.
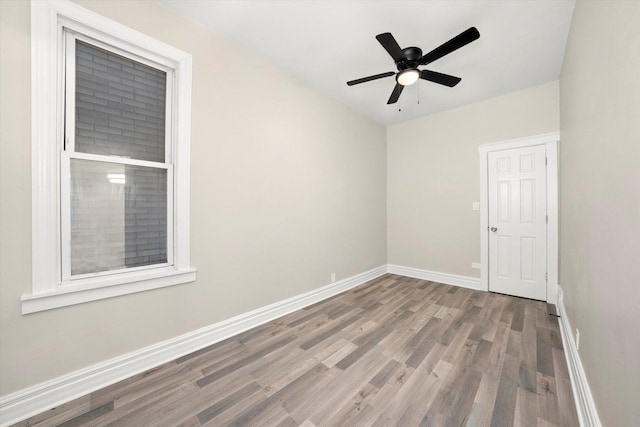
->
[479,132,559,304]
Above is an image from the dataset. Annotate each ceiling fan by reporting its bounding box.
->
[347,27,480,104]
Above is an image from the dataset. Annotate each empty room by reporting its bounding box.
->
[0,0,638,426]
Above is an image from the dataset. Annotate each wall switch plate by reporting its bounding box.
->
[472,202,480,211]
[471,262,481,269]
[330,273,336,283]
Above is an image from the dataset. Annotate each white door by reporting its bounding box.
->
[488,145,547,300]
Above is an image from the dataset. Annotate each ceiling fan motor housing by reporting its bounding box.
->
[397,47,423,70]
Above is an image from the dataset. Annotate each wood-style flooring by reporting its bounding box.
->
[14,274,579,426]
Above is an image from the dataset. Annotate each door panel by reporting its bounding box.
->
[488,145,546,300]
[497,236,511,278]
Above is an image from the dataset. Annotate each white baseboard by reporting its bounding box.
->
[387,264,481,290]
[556,287,602,427]
[0,265,387,427]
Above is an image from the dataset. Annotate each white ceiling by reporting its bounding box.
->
[161,0,575,126]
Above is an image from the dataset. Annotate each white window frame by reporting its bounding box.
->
[24,0,195,314]
[61,29,175,282]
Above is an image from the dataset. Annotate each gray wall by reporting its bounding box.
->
[0,0,386,395]
[387,81,559,277]
[559,1,640,425]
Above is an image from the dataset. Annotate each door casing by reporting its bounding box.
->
[479,132,559,304]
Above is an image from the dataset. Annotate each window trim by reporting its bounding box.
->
[25,0,195,314]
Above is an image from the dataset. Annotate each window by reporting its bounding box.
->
[24,0,195,314]
[64,35,172,279]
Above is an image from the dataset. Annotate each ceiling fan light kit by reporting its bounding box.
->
[347,27,480,105]
[396,69,420,86]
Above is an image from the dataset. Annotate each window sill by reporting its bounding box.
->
[21,268,197,314]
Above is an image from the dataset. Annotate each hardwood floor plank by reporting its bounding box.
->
[334,327,392,370]
[305,347,390,424]
[97,363,203,410]
[440,321,475,364]
[227,364,330,426]
[106,373,252,426]
[519,306,538,394]
[199,388,267,426]
[196,381,262,424]
[536,373,561,426]
[467,338,493,373]
[536,418,560,427]
[174,415,201,427]
[465,402,493,427]
[405,334,438,368]
[197,335,297,387]
[317,340,359,369]
[414,341,448,381]
[368,363,415,412]
[299,314,359,351]
[323,383,378,426]
[549,328,563,350]
[286,309,326,328]
[274,416,302,427]
[56,402,113,427]
[369,359,403,389]
[389,359,452,424]
[551,348,579,427]
[260,356,319,396]
[14,275,579,427]
[490,353,519,427]
[238,401,291,427]
[439,367,482,427]
[536,326,555,377]
[511,300,526,332]
[89,380,200,426]
[507,328,523,358]
[86,377,197,425]
[515,387,538,427]
[477,296,509,343]
[424,337,482,422]
[11,396,91,427]
[500,298,516,326]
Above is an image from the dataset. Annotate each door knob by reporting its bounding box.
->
[490,227,498,232]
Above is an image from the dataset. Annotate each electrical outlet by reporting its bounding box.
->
[471,262,481,269]
[472,202,480,211]
[576,329,580,350]
[330,273,336,283]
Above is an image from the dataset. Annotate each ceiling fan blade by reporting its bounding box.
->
[420,70,462,87]
[387,83,404,104]
[347,71,395,86]
[376,33,407,62]
[419,27,480,65]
